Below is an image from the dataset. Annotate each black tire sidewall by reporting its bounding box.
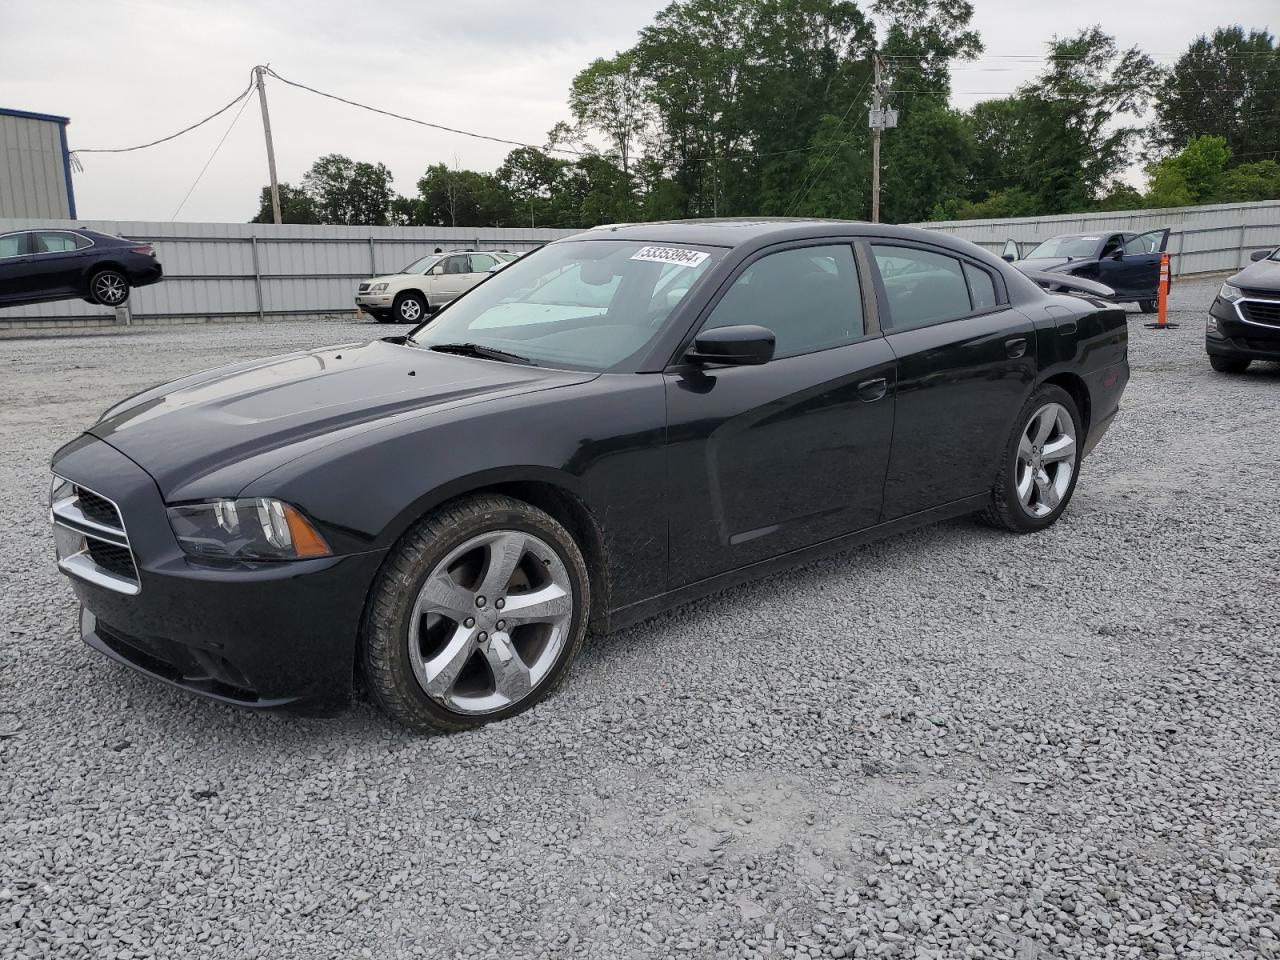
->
[1138,299,1157,313]
[1209,355,1249,374]
[362,496,590,732]
[994,385,1083,533]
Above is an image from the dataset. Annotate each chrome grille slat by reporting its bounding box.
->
[51,476,140,595]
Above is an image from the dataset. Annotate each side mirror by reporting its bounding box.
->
[1109,249,1124,261]
[687,325,775,366]
[1001,253,1016,262]
[1250,249,1273,262]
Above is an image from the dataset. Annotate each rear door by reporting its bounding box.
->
[0,231,32,304]
[26,231,91,299]
[869,242,1037,519]
[664,241,896,585]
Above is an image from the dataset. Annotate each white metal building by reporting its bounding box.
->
[0,107,77,219]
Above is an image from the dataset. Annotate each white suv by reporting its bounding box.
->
[355,250,518,323]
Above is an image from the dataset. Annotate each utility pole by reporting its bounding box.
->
[870,51,882,224]
[868,51,895,224]
[255,65,282,225]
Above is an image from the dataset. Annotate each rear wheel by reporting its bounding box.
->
[1209,355,1250,374]
[392,292,428,324]
[980,384,1082,533]
[1138,299,1157,314]
[89,269,129,307]
[362,494,590,733]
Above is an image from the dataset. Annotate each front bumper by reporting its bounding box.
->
[355,294,392,310]
[1206,296,1280,361]
[51,435,387,714]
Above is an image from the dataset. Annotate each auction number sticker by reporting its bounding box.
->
[630,245,709,268]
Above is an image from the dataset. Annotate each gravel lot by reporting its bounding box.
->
[2,277,1278,960]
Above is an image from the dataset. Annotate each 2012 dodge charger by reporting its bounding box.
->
[51,220,1129,732]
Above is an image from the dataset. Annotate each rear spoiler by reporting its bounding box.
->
[1018,270,1116,300]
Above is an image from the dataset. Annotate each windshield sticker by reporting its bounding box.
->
[630,246,709,268]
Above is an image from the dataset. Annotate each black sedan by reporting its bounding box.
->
[0,228,162,309]
[1206,246,1280,373]
[1005,229,1169,311]
[50,220,1129,732]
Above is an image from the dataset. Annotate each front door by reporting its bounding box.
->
[665,242,896,586]
[1111,229,1170,300]
[869,242,1038,519]
[0,232,32,304]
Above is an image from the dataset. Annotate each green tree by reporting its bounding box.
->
[1145,135,1232,207]
[300,154,398,225]
[1216,160,1280,202]
[568,52,651,179]
[250,183,319,224]
[411,164,512,227]
[1154,27,1280,166]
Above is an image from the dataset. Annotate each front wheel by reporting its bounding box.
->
[1209,355,1250,374]
[392,292,428,324]
[1138,299,1157,314]
[89,269,129,307]
[362,494,590,733]
[980,384,1083,533]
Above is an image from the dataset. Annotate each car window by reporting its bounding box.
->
[872,245,971,330]
[443,255,470,275]
[401,253,443,274]
[1100,235,1124,258]
[34,231,82,253]
[0,233,24,258]
[963,262,997,311]
[1025,236,1100,259]
[1124,234,1158,255]
[701,245,864,359]
[468,254,498,273]
[409,239,722,372]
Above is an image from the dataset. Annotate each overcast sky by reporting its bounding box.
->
[1,0,1274,223]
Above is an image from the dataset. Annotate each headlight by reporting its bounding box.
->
[371,282,388,293]
[167,498,331,561]
[1218,283,1243,303]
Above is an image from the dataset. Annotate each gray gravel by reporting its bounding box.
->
[2,277,1278,959]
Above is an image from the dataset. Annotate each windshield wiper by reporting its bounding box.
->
[427,342,535,365]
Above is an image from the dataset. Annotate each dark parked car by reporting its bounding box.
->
[1004,229,1169,311]
[50,220,1129,732]
[0,228,162,309]
[1205,246,1280,373]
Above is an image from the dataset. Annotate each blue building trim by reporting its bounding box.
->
[1,106,76,218]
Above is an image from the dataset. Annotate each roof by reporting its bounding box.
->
[568,217,991,253]
[0,107,70,125]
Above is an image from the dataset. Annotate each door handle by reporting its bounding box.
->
[857,377,888,402]
[1057,320,1077,336]
[1005,337,1028,359]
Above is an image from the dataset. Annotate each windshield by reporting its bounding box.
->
[399,253,444,274]
[1025,236,1101,259]
[407,239,723,371]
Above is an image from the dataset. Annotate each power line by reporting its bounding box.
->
[784,79,873,217]
[72,73,255,154]
[170,89,255,221]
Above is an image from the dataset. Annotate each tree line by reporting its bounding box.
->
[252,3,1280,228]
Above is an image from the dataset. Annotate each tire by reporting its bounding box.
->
[392,291,428,324]
[362,494,591,733]
[1138,299,1157,314]
[372,311,397,324]
[1209,355,1250,374]
[89,269,130,307]
[979,384,1083,533]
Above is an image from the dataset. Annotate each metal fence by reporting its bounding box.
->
[3,200,1278,328]
[909,199,1280,277]
[0,219,575,325]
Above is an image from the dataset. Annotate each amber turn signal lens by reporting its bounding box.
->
[282,504,332,558]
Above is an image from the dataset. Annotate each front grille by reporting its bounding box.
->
[51,477,140,595]
[76,486,122,529]
[358,282,370,293]
[86,540,137,580]
[1240,300,1280,327]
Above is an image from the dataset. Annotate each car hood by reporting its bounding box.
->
[90,339,595,499]
[1012,257,1082,273]
[1230,258,1280,293]
[364,273,412,285]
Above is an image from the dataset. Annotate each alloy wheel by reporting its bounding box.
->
[94,274,127,305]
[407,530,574,715]
[1015,402,1076,518]
[399,298,423,322]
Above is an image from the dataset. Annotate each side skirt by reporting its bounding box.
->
[604,493,990,633]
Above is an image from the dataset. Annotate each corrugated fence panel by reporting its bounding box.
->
[2,207,1276,325]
